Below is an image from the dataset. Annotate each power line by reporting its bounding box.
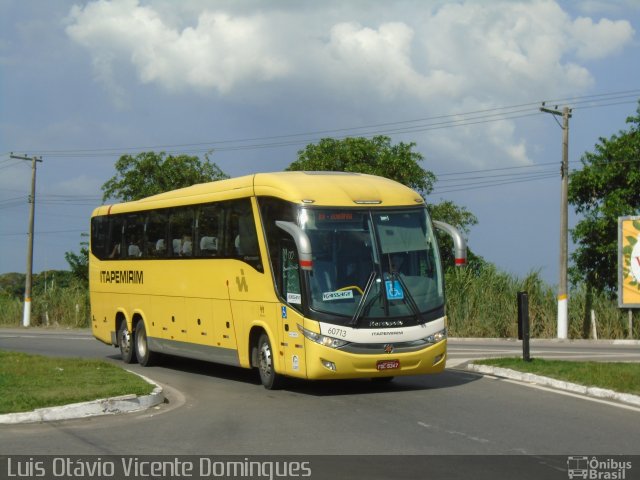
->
[572,99,639,111]
[431,172,557,195]
[0,228,86,237]
[0,161,24,170]
[8,88,637,159]
[434,161,559,178]
[436,167,556,184]
[0,196,27,204]
[17,104,546,156]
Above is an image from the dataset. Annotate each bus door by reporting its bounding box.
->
[278,238,307,377]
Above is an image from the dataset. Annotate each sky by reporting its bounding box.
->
[1,0,639,287]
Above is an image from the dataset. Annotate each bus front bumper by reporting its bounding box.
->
[303,338,447,380]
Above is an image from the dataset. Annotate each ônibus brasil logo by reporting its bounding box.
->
[567,456,632,480]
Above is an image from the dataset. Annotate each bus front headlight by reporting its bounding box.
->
[424,328,447,345]
[298,324,349,349]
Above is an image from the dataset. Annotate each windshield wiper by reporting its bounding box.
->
[392,272,421,321]
[349,271,378,328]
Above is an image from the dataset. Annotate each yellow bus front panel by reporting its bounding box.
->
[303,338,447,381]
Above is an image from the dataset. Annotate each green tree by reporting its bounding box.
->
[0,272,25,297]
[288,136,436,195]
[64,233,89,285]
[287,136,478,267]
[428,200,483,271]
[102,151,228,202]
[64,152,228,280]
[427,199,478,236]
[569,102,640,294]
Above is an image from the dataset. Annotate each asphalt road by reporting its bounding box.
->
[446,337,640,366]
[1,329,639,460]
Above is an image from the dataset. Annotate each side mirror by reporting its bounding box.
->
[433,221,467,267]
[275,221,313,271]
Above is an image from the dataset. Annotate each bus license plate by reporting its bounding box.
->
[376,360,400,371]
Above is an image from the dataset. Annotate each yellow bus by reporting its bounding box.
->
[89,172,463,389]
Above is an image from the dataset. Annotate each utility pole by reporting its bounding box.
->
[540,104,572,339]
[10,153,43,328]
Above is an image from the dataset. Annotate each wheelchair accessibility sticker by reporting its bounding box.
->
[385,280,404,300]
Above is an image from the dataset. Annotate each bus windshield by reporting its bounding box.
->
[299,207,444,324]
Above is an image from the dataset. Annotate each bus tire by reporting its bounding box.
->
[118,320,136,364]
[134,320,157,367]
[257,332,284,390]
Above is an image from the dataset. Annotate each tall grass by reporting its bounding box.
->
[0,281,89,328]
[0,294,22,325]
[0,266,637,338]
[445,264,638,339]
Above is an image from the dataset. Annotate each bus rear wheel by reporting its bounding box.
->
[118,320,136,364]
[135,320,157,367]
[257,333,284,390]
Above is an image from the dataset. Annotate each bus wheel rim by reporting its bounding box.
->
[137,329,147,358]
[259,342,272,377]
[120,327,131,352]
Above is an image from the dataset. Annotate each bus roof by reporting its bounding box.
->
[92,172,425,216]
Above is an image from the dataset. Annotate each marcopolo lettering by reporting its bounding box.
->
[100,270,144,284]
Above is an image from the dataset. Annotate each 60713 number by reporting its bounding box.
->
[326,327,347,338]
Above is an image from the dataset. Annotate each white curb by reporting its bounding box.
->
[467,363,640,408]
[0,371,164,425]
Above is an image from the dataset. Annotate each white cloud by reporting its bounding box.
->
[327,23,411,96]
[64,0,635,168]
[418,1,596,99]
[570,17,635,60]
[66,0,290,94]
[66,0,635,100]
[321,21,464,101]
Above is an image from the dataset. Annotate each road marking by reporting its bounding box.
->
[417,421,491,444]
[449,348,521,353]
[483,375,640,413]
[449,349,640,361]
[0,334,92,340]
[450,347,638,355]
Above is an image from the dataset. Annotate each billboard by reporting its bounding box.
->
[618,216,640,308]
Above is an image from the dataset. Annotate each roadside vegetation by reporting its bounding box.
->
[0,350,154,414]
[0,271,89,328]
[2,107,640,340]
[475,357,640,395]
[1,266,637,338]
[445,265,639,339]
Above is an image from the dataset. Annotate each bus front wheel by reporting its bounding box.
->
[135,320,157,367]
[118,321,136,364]
[257,333,284,390]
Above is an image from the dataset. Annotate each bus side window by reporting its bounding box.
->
[257,196,298,296]
[169,208,194,257]
[108,216,124,259]
[124,214,145,258]
[225,199,262,271]
[91,216,110,260]
[197,205,221,257]
[145,210,168,258]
